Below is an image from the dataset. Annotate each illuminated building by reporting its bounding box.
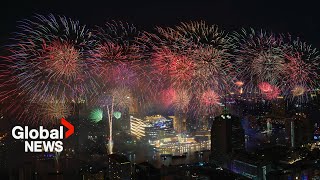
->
[231,152,271,180]
[108,154,131,180]
[146,115,173,129]
[145,126,175,143]
[145,127,159,141]
[194,131,211,142]
[130,116,146,139]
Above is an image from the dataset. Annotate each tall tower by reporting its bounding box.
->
[211,113,244,166]
[286,113,311,148]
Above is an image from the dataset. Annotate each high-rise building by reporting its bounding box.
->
[211,113,245,166]
[130,116,146,139]
[211,113,232,166]
[232,116,245,152]
[285,113,312,148]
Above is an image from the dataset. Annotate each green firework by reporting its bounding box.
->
[89,108,103,123]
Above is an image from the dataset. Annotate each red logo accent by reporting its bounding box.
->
[61,118,74,138]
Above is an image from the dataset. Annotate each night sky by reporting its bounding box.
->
[0,0,319,47]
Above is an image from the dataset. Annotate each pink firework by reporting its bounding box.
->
[151,48,196,89]
[258,82,280,100]
[168,54,194,80]
[282,36,320,102]
[201,90,220,106]
[160,88,176,108]
[258,82,274,93]
[232,28,286,92]
[235,81,244,87]
[159,88,190,111]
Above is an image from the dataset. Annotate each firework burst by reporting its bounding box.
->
[111,87,132,109]
[191,89,222,117]
[176,21,230,49]
[89,108,104,123]
[201,89,220,106]
[258,82,280,100]
[91,21,153,112]
[5,14,98,102]
[190,46,232,93]
[283,37,320,102]
[38,99,71,123]
[91,21,145,84]
[160,88,190,111]
[232,28,286,97]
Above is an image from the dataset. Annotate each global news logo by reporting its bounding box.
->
[11,118,74,153]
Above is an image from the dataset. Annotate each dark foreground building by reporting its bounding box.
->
[210,113,245,167]
[108,154,131,180]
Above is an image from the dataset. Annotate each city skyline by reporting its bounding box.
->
[0,1,319,179]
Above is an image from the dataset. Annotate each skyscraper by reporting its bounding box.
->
[285,113,312,148]
[211,113,244,166]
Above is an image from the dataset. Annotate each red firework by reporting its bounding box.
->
[235,81,244,87]
[44,41,81,78]
[152,48,195,86]
[258,82,280,100]
[201,90,220,106]
[258,82,274,93]
[160,88,176,108]
[168,54,194,81]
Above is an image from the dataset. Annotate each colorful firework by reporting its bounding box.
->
[146,22,232,97]
[176,21,232,93]
[91,21,153,115]
[291,86,306,97]
[160,88,176,109]
[111,87,132,109]
[89,108,103,123]
[173,89,191,112]
[44,41,81,79]
[1,15,319,127]
[189,89,222,117]
[40,100,71,120]
[258,82,274,93]
[5,14,98,102]
[113,111,122,119]
[258,82,280,100]
[159,88,190,112]
[151,48,195,88]
[283,37,320,102]
[201,90,220,106]
[176,21,230,49]
[7,97,72,125]
[190,46,232,93]
[235,81,244,87]
[232,28,286,92]
[91,21,145,86]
